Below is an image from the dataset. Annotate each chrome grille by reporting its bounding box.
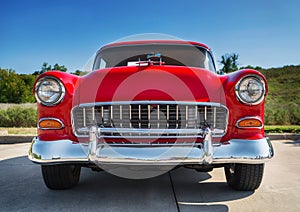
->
[72,101,228,138]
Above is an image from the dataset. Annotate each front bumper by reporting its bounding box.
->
[28,136,274,166]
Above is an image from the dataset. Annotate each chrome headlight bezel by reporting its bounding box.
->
[35,76,66,106]
[235,75,266,105]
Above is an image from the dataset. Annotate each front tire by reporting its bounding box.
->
[41,164,81,190]
[224,163,264,191]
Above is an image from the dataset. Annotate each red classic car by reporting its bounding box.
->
[29,40,273,190]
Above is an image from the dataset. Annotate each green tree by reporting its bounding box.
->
[0,68,36,103]
[53,63,67,72]
[71,70,88,76]
[219,53,239,73]
[19,74,37,102]
[33,62,68,75]
[240,65,262,70]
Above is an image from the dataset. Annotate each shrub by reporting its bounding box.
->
[264,102,300,125]
[0,106,37,127]
[288,104,300,125]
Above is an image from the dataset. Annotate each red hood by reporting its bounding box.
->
[74,66,225,105]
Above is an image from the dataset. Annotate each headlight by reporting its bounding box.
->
[35,76,65,106]
[235,75,266,105]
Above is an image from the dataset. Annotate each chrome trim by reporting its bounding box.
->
[38,117,65,130]
[89,135,273,165]
[83,107,86,127]
[235,75,266,105]
[98,128,205,135]
[89,126,97,155]
[28,137,88,164]
[236,116,263,129]
[102,143,208,147]
[28,137,274,165]
[78,127,224,139]
[203,128,213,163]
[35,76,66,106]
[71,101,229,138]
[77,101,225,108]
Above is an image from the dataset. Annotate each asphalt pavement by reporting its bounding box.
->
[0,140,300,211]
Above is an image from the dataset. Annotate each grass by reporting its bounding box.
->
[0,127,37,135]
[264,125,300,134]
[0,103,36,110]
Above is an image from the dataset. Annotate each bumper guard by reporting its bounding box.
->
[29,127,274,165]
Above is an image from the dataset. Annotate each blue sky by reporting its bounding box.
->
[0,0,299,74]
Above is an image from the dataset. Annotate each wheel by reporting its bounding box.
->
[224,163,264,191]
[41,164,81,190]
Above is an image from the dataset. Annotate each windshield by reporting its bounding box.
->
[93,44,216,72]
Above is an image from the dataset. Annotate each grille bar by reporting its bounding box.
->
[72,101,228,138]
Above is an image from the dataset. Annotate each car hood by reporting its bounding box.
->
[73,66,225,105]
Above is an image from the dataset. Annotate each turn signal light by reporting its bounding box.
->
[237,118,262,128]
[38,118,64,129]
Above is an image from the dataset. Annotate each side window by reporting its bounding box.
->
[93,56,107,70]
[93,56,100,70]
[206,52,216,73]
[99,58,107,69]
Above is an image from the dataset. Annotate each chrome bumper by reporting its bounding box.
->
[28,136,274,165]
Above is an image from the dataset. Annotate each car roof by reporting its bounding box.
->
[100,40,210,51]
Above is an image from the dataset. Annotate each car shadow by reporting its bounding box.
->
[284,140,300,147]
[169,167,253,211]
[0,156,176,211]
[0,156,252,211]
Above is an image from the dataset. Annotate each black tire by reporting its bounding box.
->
[224,163,264,191]
[41,164,81,190]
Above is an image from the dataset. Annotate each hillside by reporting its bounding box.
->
[259,65,300,125]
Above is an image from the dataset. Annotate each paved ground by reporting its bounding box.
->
[0,140,300,212]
